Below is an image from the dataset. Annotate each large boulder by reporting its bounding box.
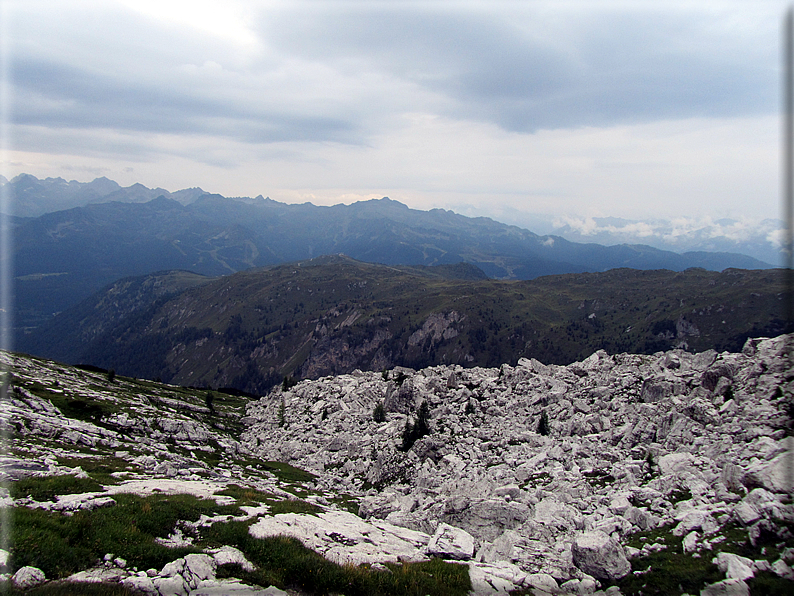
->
[657,452,696,476]
[425,523,475,560]
[12,566,46,589]
[571,531,631,580]
[700,578,750,596]
[744,452,794,494]
[442,498,530,542]
[714,553,754,581]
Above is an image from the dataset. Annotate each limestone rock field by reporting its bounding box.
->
[1,335,793,595]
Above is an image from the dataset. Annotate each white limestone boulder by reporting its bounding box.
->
[153,574,190,596]
[700,578,750,596]
[658,452,696,476]
[571,531,631,580]
[208,545,256,572]
[714,552,754,581]
[744,451,793,494]
[183,553,217,589]
[523,572,559,594]
[121,574,159,595]
[12,566,46,589]
[190,579,287,595]
[425,523,475,560]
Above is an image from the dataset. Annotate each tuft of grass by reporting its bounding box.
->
[10,476,104,502]
[268,499,321,516]
[56,457,135,485]
[216,484,321,515]
[216,484,273,505]
[258,461,317,484]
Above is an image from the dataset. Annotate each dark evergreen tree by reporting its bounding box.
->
[537,410,550,436]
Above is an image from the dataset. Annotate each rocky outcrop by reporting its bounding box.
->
[4,335,794,595]
[240,334,794,590]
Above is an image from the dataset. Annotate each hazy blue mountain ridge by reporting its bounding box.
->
[9,175,775,336]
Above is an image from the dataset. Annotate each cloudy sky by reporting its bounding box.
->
[1,0,789,226]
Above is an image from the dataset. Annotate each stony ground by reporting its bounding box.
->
[1,336,793,595]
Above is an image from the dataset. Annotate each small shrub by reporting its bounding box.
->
[400,419,416,452]
[373,401,386,423]
[205,391,215,415]
[106,369,116,383]
[645,450,657,477]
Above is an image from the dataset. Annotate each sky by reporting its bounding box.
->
[0,0,789,226]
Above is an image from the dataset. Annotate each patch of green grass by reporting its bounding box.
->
[609,534,723,596]
[10,476,104,502]
[216,484,273,505]
[268,498,321,516]
[259,461,318,484]
[747,571,794,595]
[56,457,136,485]
[200,521,471,596]
[1,581,143,595]
[38,389,118,424]
[9,493,240,579]
[330,494,360,514]
[217,484,322,515]
[615,521,794,596]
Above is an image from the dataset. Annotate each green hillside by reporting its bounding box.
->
[23,257,788,395]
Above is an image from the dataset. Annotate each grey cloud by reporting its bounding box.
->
[257,4,776,132]
[8,1,781,153]
[10,56,360,145]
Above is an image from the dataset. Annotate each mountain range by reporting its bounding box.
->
[8,175,774,336]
